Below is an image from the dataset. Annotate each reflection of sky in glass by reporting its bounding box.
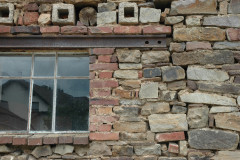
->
[0,56,32,77]
[34,56,55,77]
[58,56,89,77]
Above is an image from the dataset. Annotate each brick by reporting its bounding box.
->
[93,90,111,97]
[0,136,13,144]
[168,143,179,153]
[28,135,43,146]
[99,71,113,79]
[227,28,240,41]
[90,115,119,123]
[90,72,95,79]
[90,98,119,106]
[98,55,112,63]
[186,42,212,51]
[0,26,11,34]
[61,26,87,34]
[90,56,97,64]
[24,3,39,12]
[90,124,98,131]
[98,124,112,132]
[114,26,142,35]
[73,135,89,145]
[143,25,172,35]
[13,135,30,145]
[91,48,115,55]
[23,12,39,25]
[98,107,113,115]
[40,26,60,34]
[43,134,58,145]
[90,63,118,71]
[11,26,40,34]
[88,26,113,34]
[91,80,118,88]
[59,135,73,144]
[156,132,185,142]
[17,16,23,26]
[89,132,119,141]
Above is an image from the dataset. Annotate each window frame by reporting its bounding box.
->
[0,51,90,134]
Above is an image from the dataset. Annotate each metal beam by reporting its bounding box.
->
[0,35,167,49]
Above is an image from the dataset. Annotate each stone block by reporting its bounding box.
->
[203,15,240,28]
[141,102,170,116]
[215,112,240,132]
[114,26,142,34]
[114,122,147,133]
[134,144,161,156]
[185,15,202,27]
[54,145,74,155]
[52,3,75,25]
[159,158,186,160]
[139,82,158,99]
[165,16,184,25]
[119,2,138,24]
[172,106,187,114]
[119,63,142,70]
[210,106,239,114]
[212,151,240,160]
[156,132,185,142]
[97,11,116,26]
[0,3,14,25]
[169,42,185,52]
[117,49,141,63]
[142,51,170,64]
[32,145,52,158]
[229,0,240,14]
[214,41,240,50]
[139,7,161,23]
[161,66,185,82]
[39,4,52,13]
[168,143,179,154]
[186,41,211,51]
[38,13,51,25]
[143,25,172,35]
[143,68,161,78]
[227,28,240,41]
[114,70,138,79]
[112,146,134,156]
[98,2,116,12]
[187,106,209,129]
[179,141,188,156]
[88,142,112,156]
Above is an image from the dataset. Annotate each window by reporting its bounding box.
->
[0,52,89,133]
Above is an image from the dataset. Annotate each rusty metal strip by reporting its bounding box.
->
[0,35,167,49]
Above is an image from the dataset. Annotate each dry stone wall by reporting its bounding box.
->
[0,0,240,160]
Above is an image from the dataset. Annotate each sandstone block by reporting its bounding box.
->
[179,141,188,156]
[31,145,52,158]
[214,41,240,50]
[169,42,185,52]
[227,28,240,41]
[179,90,237,106]
[143,68,161,78]
[203,15,240,28]
[187,106,209,129]
[165,16,184,25]
[141,102,170,116]
[88,143,112,156]
[114,70,138,79]
[112,146,134,156]
[148,114,188,132]
[120,132,146,141]
[139,8,161,23]
[215,112,240,131]
[161,66,185,82]
[54,145,74,155]
[188,129,239,150]
[228,0,240,14]
[139,82,158,99]
[0,3,14,25]
[185,15,202,27]
[52,3,75,25]
[186,42,211,51]
[212,151,240,160]
[119,63,142,70]
[210,106,239,113]
[159,158,186,160]
[39,4,52,13]
[0,145,12,153]
[142,51,170,64]
[167,81,186,91]
[114,107,139,117]
[98,2,116,12]
[119,2,138,24]
[134,144,161,156]
[97,11,116,26]
[38,13,51,25]
[114,122,147,133]
[75,146,88,156]
[117,49,141,63]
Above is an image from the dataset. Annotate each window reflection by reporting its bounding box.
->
[0,79,29,131]
[34,56,55,77]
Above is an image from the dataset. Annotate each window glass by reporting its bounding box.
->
[34,56,55,77]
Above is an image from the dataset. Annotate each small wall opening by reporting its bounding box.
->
[58,9,69,19]
[0,7,10,18]
[124,7,134,18]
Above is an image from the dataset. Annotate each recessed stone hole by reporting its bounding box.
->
[154,0,173,10]
[158,41,162,44]
[0,7,10,18]
[124,7,134,18]
[145,41,149,44]
[58,9,69,19]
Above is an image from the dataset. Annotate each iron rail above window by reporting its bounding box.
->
[0,35,167,49]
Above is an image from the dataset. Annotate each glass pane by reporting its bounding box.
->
[0,79,30,131]
[58,56,89,77]
[31,80,53,131]
[34,56,55,77]
[56,79,89,131]
[0,56,32,77]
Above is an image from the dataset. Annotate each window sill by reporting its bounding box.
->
[0,133,89,146]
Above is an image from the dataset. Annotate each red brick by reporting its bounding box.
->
[40,26,60,34]
[89,132,119,141]
[59,135,73,144]
[13,135,30,145]
[138,71,143,78]
[0,136,13,144]
[90,72,95,79]
[17,16,23,26]
[88,26,113,35]
[168,143,179,153]
[90,115,119,123]
[90,107,96,115]
[28,135,43,146]
[89,124,98,131]
[186,42,212,51]
[11,26,40,34]
[114,26,142,35]
[93,89,111,97]
[73,135,89,145]
[91,48,115,55]
[90,56,97,64]
[24,3,39,12]
[155,132,185,142]
[43,135,58,145]
[90,98,119,106]
[91,80,118,88]
[143,25,172,35]
[98,124,112,132]
[61,26,87,34]
[23,12,39,25]
[98,55,112,63]
[99,72,113,79]
[0,26,11,34]
[227,28,240,41]
[90,63,118,71]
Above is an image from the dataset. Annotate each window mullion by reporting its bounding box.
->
[52,53,58,132]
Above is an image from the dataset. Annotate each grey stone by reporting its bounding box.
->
[139,82,158,99]
[169,42,185,52]
[39,4,52,13]
[120,132,146,141]
[139,7,161,23]
[172,106,187,114]
[187,66,229,82]
[188,129,239,150]
[0,145,12,153]
[31,145,52,158]
[179,141,188,156]
[188,150,213,160]
[52,3,75,25]
[143,68,161,78]
[114,70,138,79]
[119,63,142,70]
[88,143,112,156]
[161,66,185,82]
[112,146,134,156]
[228,0,240,14]
[17,155,28,160]
[158,157,186,160]
[97,11,116,26]
[210,106,239,113]
[238,96,240,105]
[113,107,139,117]
[142,51,170,64]
[54,145,74,155]
[75,146,88,156]
[215,112,240,131]
[203,15,240,28]
[167,81,186,91]
[148,114,188,132]
[187,106,209,129]
[120,99,145,106]
[134,144,161,156]
[179,90,237,106]
[98,2,116,12]
[0,3,14,24]
[119,2,138,24]
[117,49,141,63]
[198,82,240,95]
[186,15,202,27]
[172,50,234,65]
[159,90,177,101]
[165,16,184,25]
[213,42,240,50]
[141,102,170,116]
[28,155,36,160]
[1,155,15,160]
[212,151,240,160]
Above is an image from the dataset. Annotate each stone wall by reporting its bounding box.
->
[0,0,240,160]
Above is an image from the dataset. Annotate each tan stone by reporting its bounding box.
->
[212,151,240,160]
[114,122,147,133]
[38,13,51,25]
[215,112,240,132]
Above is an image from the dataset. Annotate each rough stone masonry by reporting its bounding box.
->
[0,0,240,160]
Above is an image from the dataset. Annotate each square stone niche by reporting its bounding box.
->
[52,3,75,25]
[119,2,138,25]
[0,3,14,25]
